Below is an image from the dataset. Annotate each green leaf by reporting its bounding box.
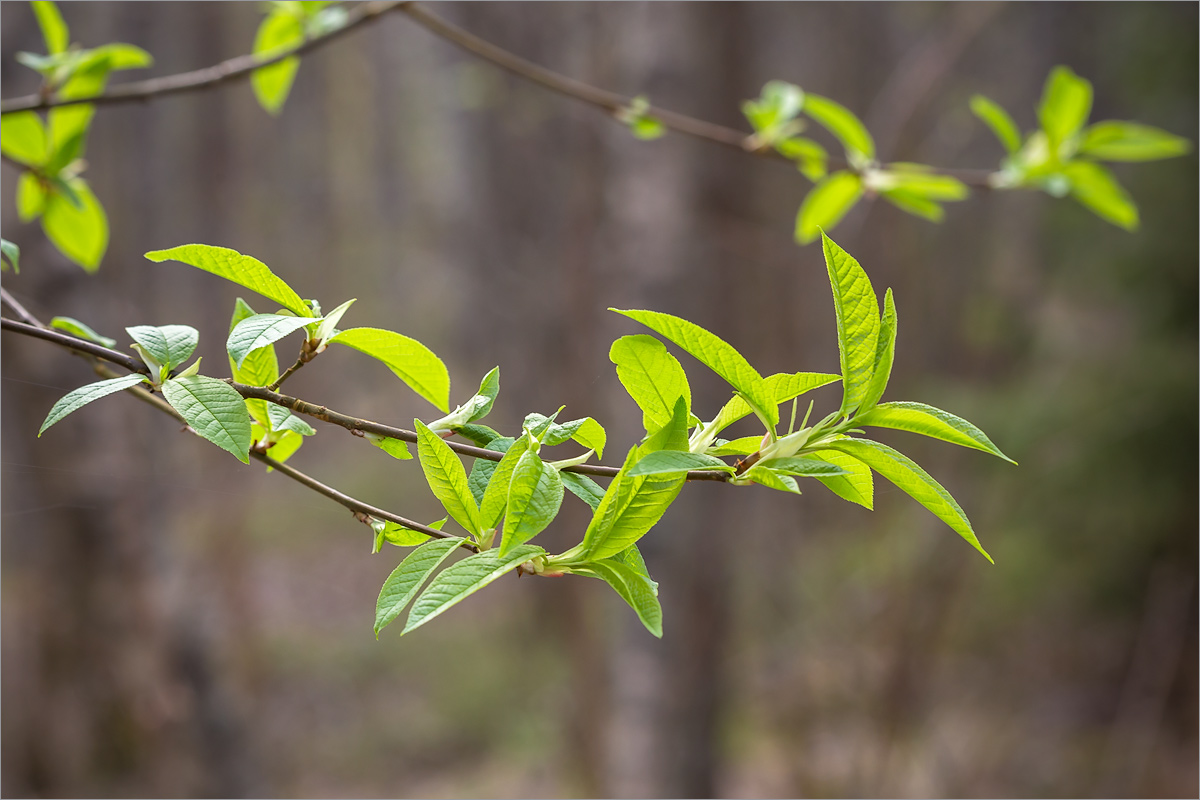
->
[371,436,412,460]
[144,244,311,317]
[611,308,776,428]
[2,239,21,274]
[125,324,199,371]
[827,437,992,562]
[38,374,147,436]
[17,172,47,221]
[582,447,685,561]
[467,435,513,506]
[330,328,450,412]
[796,171,863,244]
[709,372,840,435]
[414,419,482,537]
[313,297,356,347]
[821,232,881,416]
[640,396,690,454]
[32,1,68,54]
[264,429,304,466]
[969,94,1022,154]
[500,451,564,555]
[742,465,800,493]
[1059,161,1139,231]
[162,375,253,464]
[251,8,304,115]
[581,559,663,638]
[478,435,530,530]
[881,189,944,222]
[1077,121,1190,162]
[50,316,115,347]
[456,423,503,447]
[858,288,896,413]
[42,177,107,271]
[1038,66,1093,150]
[402,545,544,634]
[706,435,763,456]
[227,313,319,368]
[852,401,1014,463]
[757,456,848,476]
[1,111,48,166]
[561,471,606,510]
[542,416,607,459]
[227,298,277,426]
[374,538,463,637]
[802,93,875,162]
[808,448,873,508]
[629,450,734,477]
[84,43,153,71]
[875,166,969,201]
[776,136,828,181]
[381,516,446,548]
[267,403,316,436]
[610,334,692,431]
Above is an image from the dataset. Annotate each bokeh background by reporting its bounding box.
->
[2,2,1196,797]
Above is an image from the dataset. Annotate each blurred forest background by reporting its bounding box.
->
[2,2,1196,797]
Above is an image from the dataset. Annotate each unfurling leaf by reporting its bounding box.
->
[125,324,199,371]
[500,450,564,555]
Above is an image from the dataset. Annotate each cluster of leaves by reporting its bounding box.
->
[0,1,152,270]
[250,1,348,114]
[971,66,1190,230]
[37,234,1012,638]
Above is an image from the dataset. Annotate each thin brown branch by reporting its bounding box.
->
[1,287,44,327]
[268,355,307,391]
[1,315,732,482]
[0,1,405,115]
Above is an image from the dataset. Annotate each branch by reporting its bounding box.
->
[0,1,405,115]
[1,315,732,482]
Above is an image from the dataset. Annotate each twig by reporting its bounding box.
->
[268,355,307,391]
[0,1,405,115]
[1,315,732,482]
[1,286,44,327]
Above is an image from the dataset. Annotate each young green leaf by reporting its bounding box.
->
[611,308,776,428]
[542,416,607,459]
[561,471,606,511]
[1077,121,1191,162]
[144,244,311,317]
[264,429,304,466]
[267,403,316,436]
[415,419,482,537]
[374,537,463,637]
[629,450,734,477]
[1061,160,1139,231]
[881,189,944,222]
[852,401,1014,463]
[1,239,21,274]
[251,7,304,115]
[808,448,873,508]
[32,1,69,54]
[456,423,503,448]
[49,316,116,348]
[822,232,881,417]
[582,447,685,561]
[827,437,992,562]
[581,559,663,638]
[162,375,253,464]
[857,288,896,413]
[1038,66,1093,150]
[709,372,840,435]
[802,93,875,162]
[17,173,47,221]
[42,177,107,271]
[500,451,564,555]
[125,324,199,371]
[226,298,277,426]
[969,94,1022,154]
[330,328,450,412]
[381,516,446,548]
[742,464,801,494]
[776,136,828,181]
[610,334,692,430]
[795,171,863,244]
[370,436,413,461]
[706,436,763,456]
[402,545,545,634]
[609,543,654,587]
[757,456,848,477]
[640,396,691,454]
[1,112,48,166]
[313,297,356,348]
[38,374,147,436]
[227,313,319,368]
[479,435,530,529]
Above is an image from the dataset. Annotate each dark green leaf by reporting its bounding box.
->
[162,376,253,464]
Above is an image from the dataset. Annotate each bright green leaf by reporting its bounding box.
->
[808,448,873,508]
[542,416,607,459]
[796,171,863,244]
[640,396,690,455]
[381,516,446,548]
[125,324,199,371]
[610,334,692,431]
[32,1,68,54]
[374,537,462,636]
[267,403,316,436]
[828,437,992,562]
[776,136,828,181]
[1078,121,1190,162]
[583,447,685,561]
[17,172,47,221]
[251,8,304,115]
[706,435,763,456]
[561,471,606,511]
[757,456,848,476]
[50,316,115,347]
[415,419,482,537]
[500,450,564,555]
[144,244,311,317]
[227,313,319,368]
[858,288,896,413]
[853,401,1014,463]
[582,559,663,638]
[38,374,147,436]
[227,298,277,426]
[629,450,734,477]
[479,435,530,530]
[1,111,47,166]
[1038,66,1093,150]
[370,436,412,461]
[709,371,840,435]
[970,94,1022,154]
[1061,160,1139,231]
[331,328,450,412]
[881,189,944,222]
[42,177,107,271]
[802,93,875,161]
[742,464,801,493]
[402,545,544,634]
[162,375,253,464]
[611,308,776,428]
[264,429,304,466]
[821,232,881,416]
